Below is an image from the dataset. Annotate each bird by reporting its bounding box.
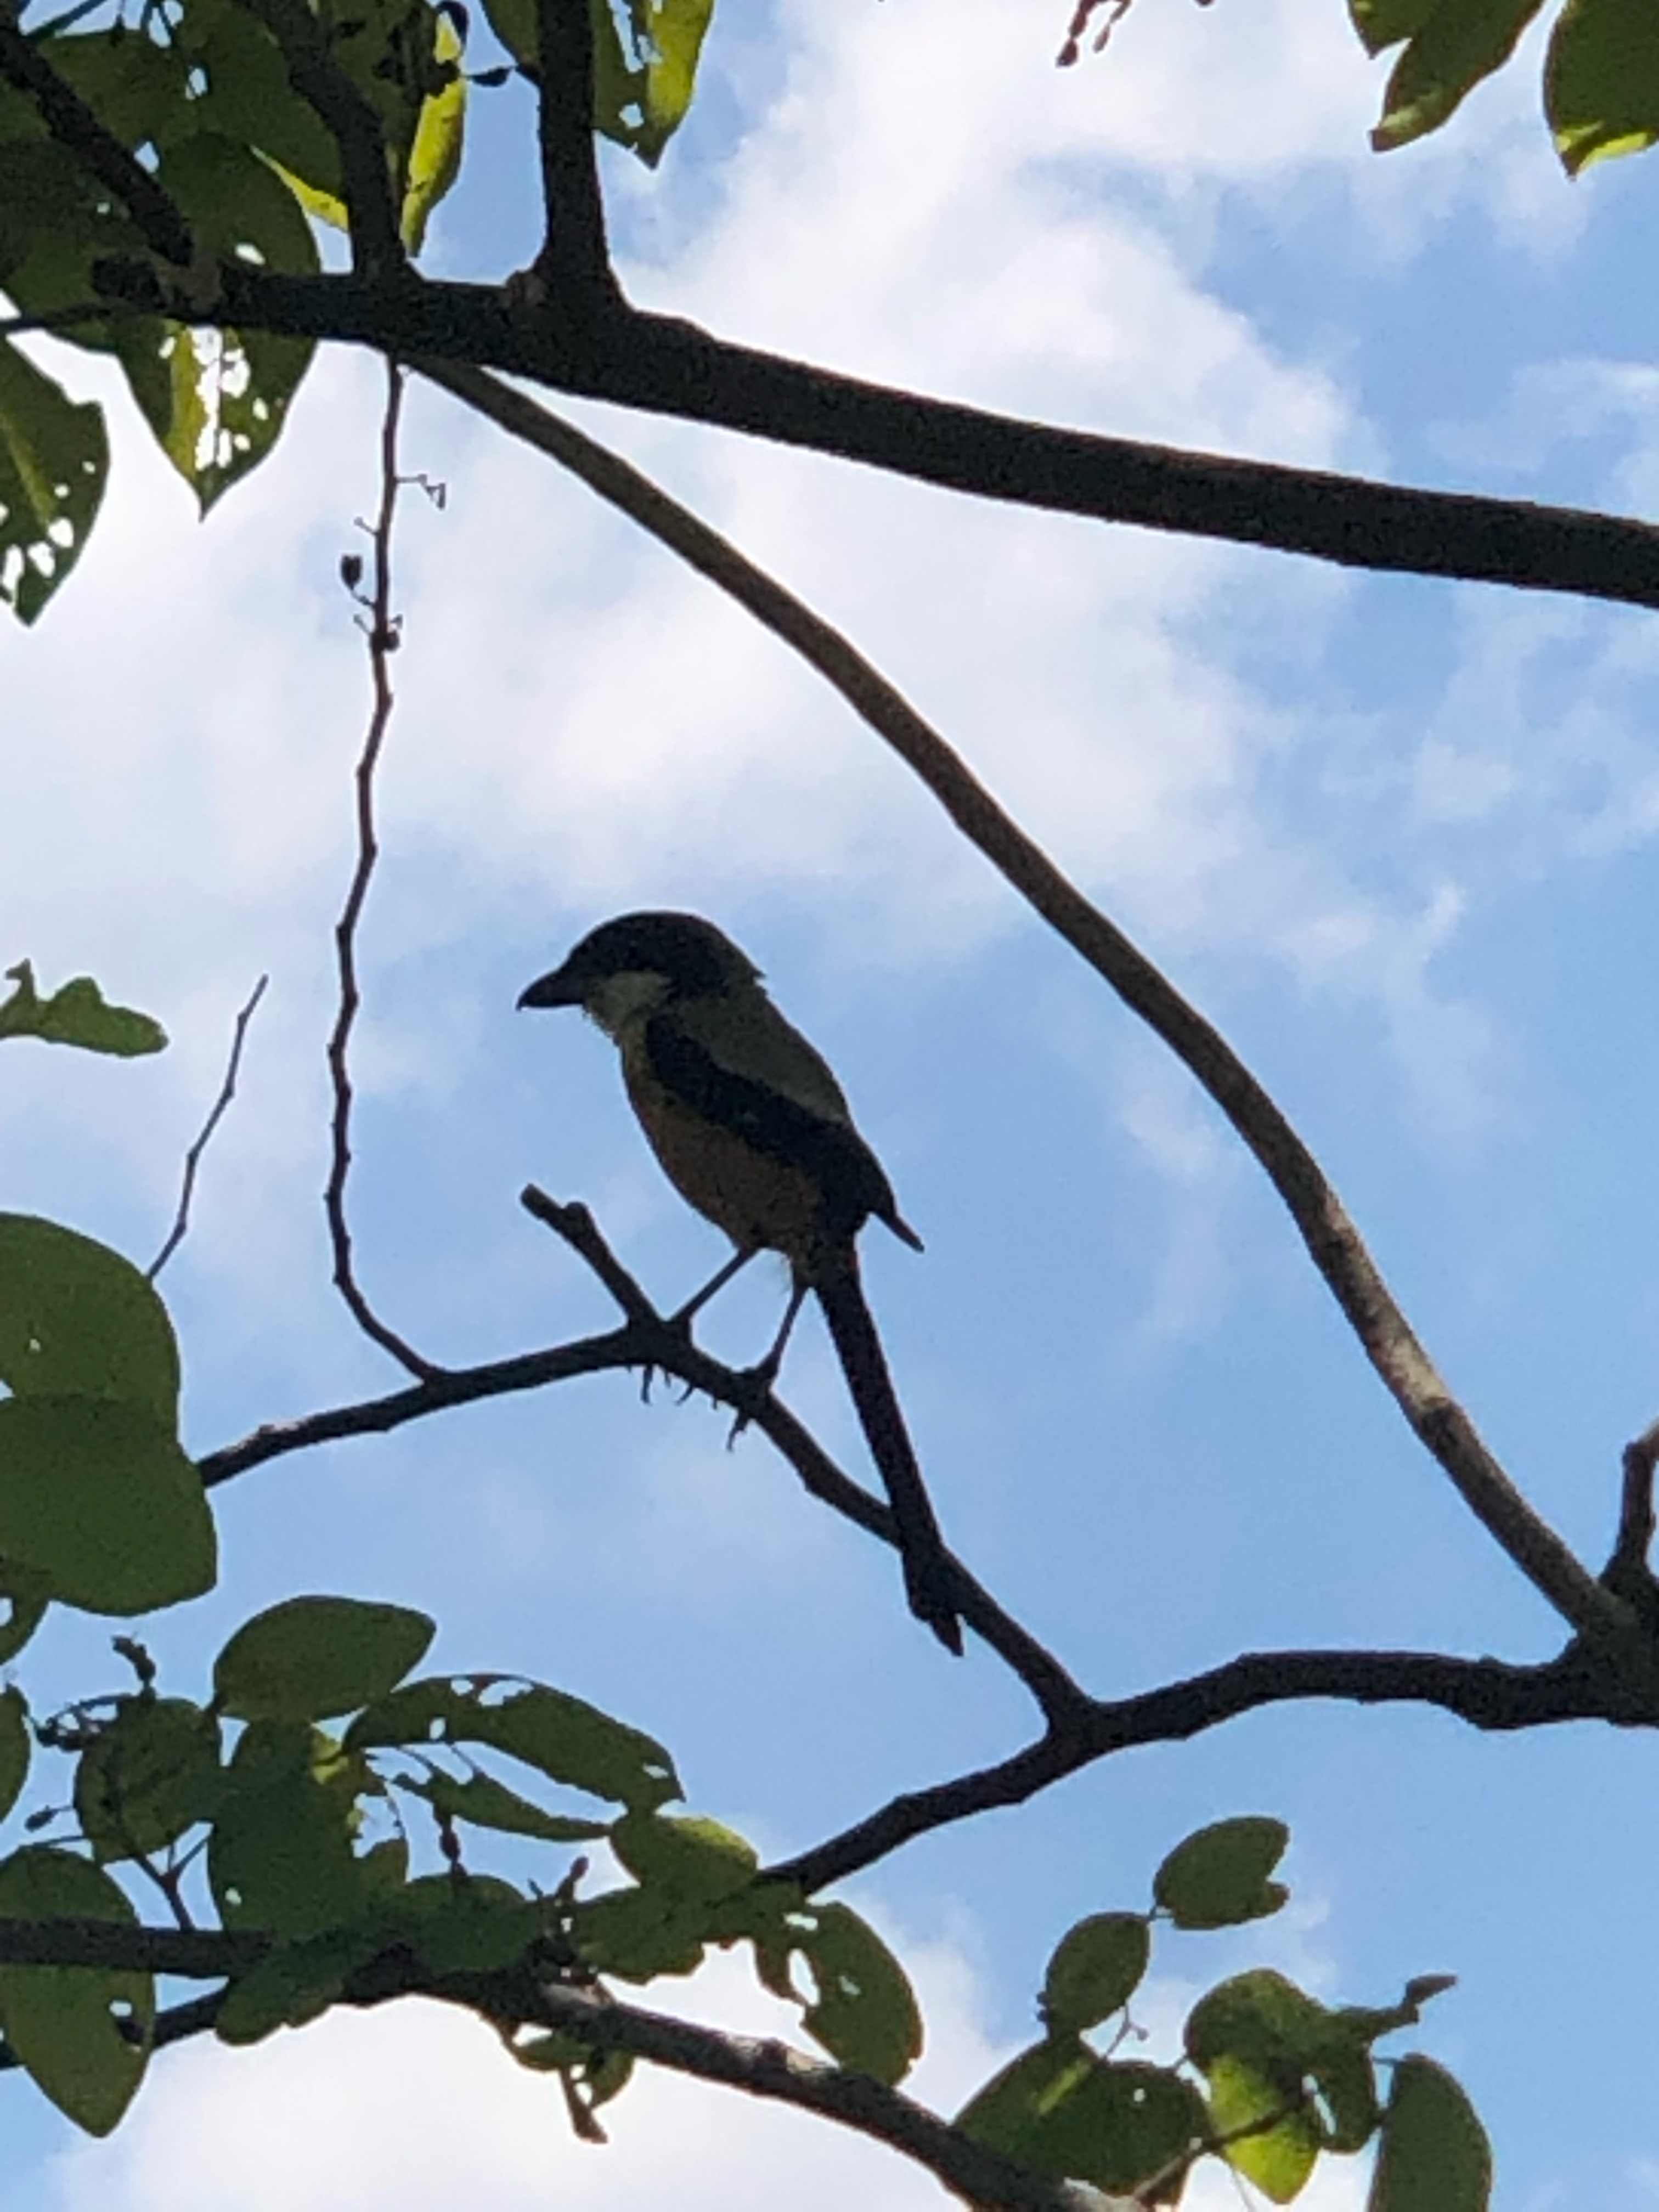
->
[518,911,963,1655]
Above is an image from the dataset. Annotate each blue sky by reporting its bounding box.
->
[5,0,1659,2203]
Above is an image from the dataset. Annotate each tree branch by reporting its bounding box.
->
[140,264,1659,615]
[0,1925,1100,2210]
[416,360,1626,1650]
[769,1639,1651,1893]
[0,9,194,266]
[325,358,439,1380]
[197,1190,1090,1727]
[529,0,618,300]
[149,974,268,1281]
[227,0,405,276]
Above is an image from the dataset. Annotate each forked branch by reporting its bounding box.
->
[415,359,1626,1649]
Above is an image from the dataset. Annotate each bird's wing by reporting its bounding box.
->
[644,1003,906,1244]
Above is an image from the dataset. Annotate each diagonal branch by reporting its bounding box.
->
[149,974,268,1280]
[0,1924,1097,2210]
[768,1638,1647,1893]
[0,9,193,265]
[196,1191,1090,1726]
[415,359,1626,1649]
[228,0,404,275]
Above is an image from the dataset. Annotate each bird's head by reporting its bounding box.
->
[518,911,761,1039]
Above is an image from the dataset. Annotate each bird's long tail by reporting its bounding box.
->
[813,1245,964,1655]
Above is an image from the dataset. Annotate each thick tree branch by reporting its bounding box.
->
[529,0,618,298]
[416,361,1625,1650]
[0,9,193,266]
[769,1639,1656,1893]
[0,1927,1098,2210]
[227,0,404,275]
[126,264,1659,614]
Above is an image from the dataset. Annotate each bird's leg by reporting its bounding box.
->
[725,1274,809,1447]
[749,1275,809,1391]
[668,1245,757,1334]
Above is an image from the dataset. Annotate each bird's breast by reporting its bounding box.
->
[622,1046,823,1270]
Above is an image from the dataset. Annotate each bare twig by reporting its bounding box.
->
[227,0,404,277]
[148,975,269,1281]
[0,301,137,338]
[415,361,1626,1650]
[324,357,438,1380]
[0,12,194,266]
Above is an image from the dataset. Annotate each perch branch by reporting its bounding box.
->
[416,360,1625,1650]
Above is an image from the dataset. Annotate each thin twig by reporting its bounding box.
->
[148,975,269,1281]
[324,357,438,1380]
[415,360,1627,1650]
[0,300,136,338]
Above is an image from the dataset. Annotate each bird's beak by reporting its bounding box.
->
[517,964,584,1011]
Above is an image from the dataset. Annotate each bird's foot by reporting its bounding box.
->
[724,1355,781,1449]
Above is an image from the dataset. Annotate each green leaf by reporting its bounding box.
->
[0,1686,30,1824]
[1545,0,1659,172]
[402,9,466,252]
[396,1762,610,1844]
[1040,1912,1150,2035]
[1349,0,1440,59]
[0,1213,179,1421]
[345,1674,680,1809]
[958,2040,1205,2200]
[1368,0,1547,151]
[611,1809,758,1904]
[792,1902,921,2086]
[394,1873,539,1973]
[0,1568,50,1664]
[0,1846,153,2134]
[0,1397,215,1614]
[213,1596,435,1723]
[1206,2049,1321,2202]
[74,1697,222,1861]
[215,1932,362,2045]
[573,1882,710,1981]
[172,0,346,197]
[208,1721,370,1939]
[473,0,709,165]
[1188,1968,1383,2166]
[42,24,189,149]
[116,134,318,514]
[0,343,108,624]
[1369,2056,1492,2212]
[0,963,166,1056]
[1154,1816,1289,1930]
[632,0,715,165]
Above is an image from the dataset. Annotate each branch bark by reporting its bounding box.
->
[136,264,1659,614]
[416,360,1626,1650]
[0,1925,1103,2209]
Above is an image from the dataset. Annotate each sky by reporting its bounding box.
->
[5,0,1659,2202]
